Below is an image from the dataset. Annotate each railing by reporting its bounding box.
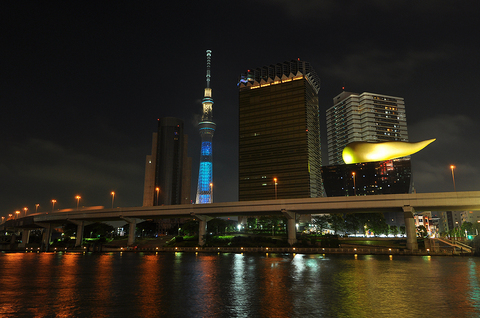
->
[108,246,473,255]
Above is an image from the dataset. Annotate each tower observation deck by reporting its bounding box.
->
[195,50,216,204]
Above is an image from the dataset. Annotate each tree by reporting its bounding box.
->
[208,218,227,235]
[344,213,361,236]
[312,215,329,233]
[181,220,199,236]
[461,222,474,235]
[363,213,388,236]
[328,214,345,235]
[137,220,158,237]
[247,217,257,230]
[400,226,406,237]
[84,222,114,238]
[390,225,399,237]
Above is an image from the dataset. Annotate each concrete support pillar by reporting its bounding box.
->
[123,217,137,246]
[193,215,213,246]
[41,223,52,252]
[282,210,297,246]
[18,229,30,248]
[403,206,418,251]
[69,220,86,247]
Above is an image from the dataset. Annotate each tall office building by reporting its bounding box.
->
[326,91,408,165]
[238,59,323,201]
[143,117,191,206]
[195,50,216,204]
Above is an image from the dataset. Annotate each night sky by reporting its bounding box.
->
[2,1,480,217]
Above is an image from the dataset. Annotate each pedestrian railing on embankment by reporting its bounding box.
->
[97,246,473,256]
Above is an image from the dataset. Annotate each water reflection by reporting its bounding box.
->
[1,253,480,317]
[259,254,292,317]
[138,254,162,316]
[55,253,80,317]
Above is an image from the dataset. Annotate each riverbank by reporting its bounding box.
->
[18,245,474,256]
[4,235,477,256]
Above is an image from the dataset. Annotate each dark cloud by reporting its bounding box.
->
[323,48,450,86]
[409,115,480,192]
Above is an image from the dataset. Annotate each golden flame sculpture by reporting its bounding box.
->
[342,139,436,164]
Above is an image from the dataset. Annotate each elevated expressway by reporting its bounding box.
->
[3,191,480,251]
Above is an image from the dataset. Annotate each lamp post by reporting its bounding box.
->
[273,177,278,199]
[23,207,28,216]
[155,187,160,205]
[352,172,356,196]
[15,211,20,219]
[111,192,115,208]
[75,195,81,210]
[35,204,39,213]
[51,199,56,212]
[210,183,213,203]
[450,165,456,192]
[1,216,4,223]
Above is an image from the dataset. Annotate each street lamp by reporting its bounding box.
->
[75,195,81,210]
[1,216,4,223]
[51,199,56,212]
[35,204,39,213]
[273,177,278,199]
[450,165,456,192]
[210,183,213,203]
[352,172,356,196]
[15,211,20,219]
[23,207,28,216]
[111,191,115,208]
[155,187,160,205]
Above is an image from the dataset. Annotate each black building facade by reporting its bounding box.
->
[321,158,412,197]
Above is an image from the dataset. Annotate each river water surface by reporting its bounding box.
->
[0,252,479,317]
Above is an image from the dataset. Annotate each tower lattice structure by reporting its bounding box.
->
[195,50,216,204]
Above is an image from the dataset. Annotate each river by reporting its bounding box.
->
[0,252,479,317]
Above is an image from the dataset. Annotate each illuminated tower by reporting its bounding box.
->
[195,50,216,204]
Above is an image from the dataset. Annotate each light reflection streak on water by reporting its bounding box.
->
[93,253,114,318]
[194,254,224,317]
[230,253,250,317]
[0,253,27,316]
[31,253,56,317]
[55,253,80,317]
[138,254,162,316]
[259,254,292,317]
[468,258,480,314]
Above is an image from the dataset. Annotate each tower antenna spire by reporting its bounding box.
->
[206,50,212,88]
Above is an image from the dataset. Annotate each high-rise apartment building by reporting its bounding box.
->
[326,91,408,165]
[238,59,323,201]
[143,117,191,206]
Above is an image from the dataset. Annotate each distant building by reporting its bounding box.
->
[143,117,191,206]
[326,91,408,165]
[415,212,436,237]
[238,59,323,200]
[321,158,412,197]
[439,211,463,232]
[460,211,480,225]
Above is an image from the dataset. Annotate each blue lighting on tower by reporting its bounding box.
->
[195,50,216,204]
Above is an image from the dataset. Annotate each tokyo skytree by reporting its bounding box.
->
[195,50,216,204]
